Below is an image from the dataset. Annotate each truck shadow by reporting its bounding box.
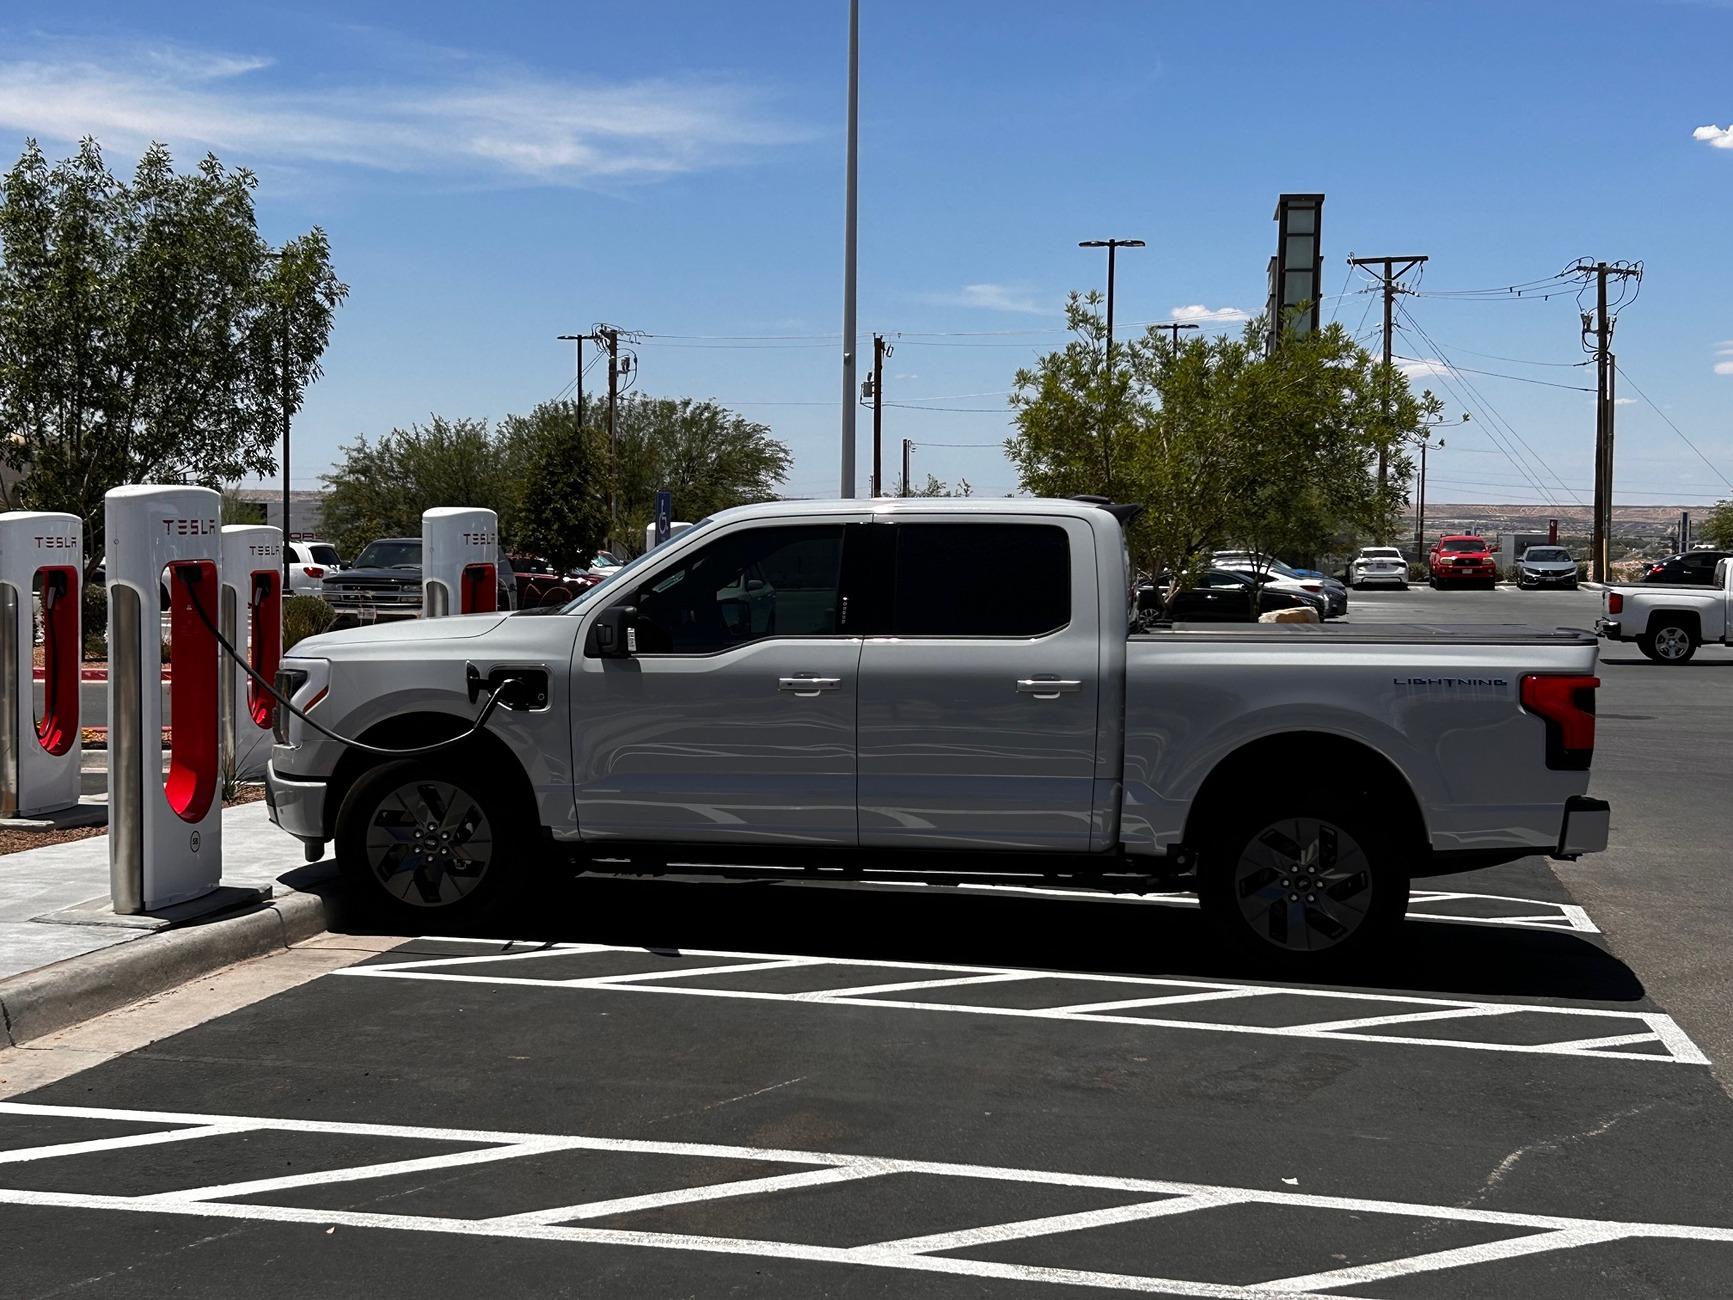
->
[421,870,1648,1006]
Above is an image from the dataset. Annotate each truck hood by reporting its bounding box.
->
[324,566,420,585]
[294,613,510,654]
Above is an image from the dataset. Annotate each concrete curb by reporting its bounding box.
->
[0,882,345,1047]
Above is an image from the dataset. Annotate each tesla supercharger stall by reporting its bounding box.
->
[422,507,499,618]
[106,485,224,913]
[220,525,282,783]
[0,512,82,817]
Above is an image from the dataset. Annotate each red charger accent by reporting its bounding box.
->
[248,570,282,729]
[164,561,218,823]
[460,562,497,614]
[35,565,79,756]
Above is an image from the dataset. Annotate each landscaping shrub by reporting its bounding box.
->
[284,595,337,650]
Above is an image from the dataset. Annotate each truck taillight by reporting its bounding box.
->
[1520,674,1598,771]
[1607,592,1623,614]
[304,566,325,579]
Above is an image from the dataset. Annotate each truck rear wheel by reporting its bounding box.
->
[1641,622,1697,664]
[1197,793,1408,969]
[336,758,525,925]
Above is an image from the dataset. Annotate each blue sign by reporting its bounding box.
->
[654,489,673,546]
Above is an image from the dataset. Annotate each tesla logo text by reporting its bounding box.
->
[247,544,279,557]
[32,535,76,548]
[160,518,218,536]
[1393,676,1509,687]
[460,531,496,546]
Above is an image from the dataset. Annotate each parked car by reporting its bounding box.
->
[1600,556,1733,663]
[1349,547,1408,590]
[1427,535,1498,589]
[1213,554,1347,618]
[1158,569,1321,622]
[319,537,425,626]
[1515,546,1579,590]
[1640,549,1732,586]
[269,497,1609,968]
[508,554,600,609]
[287,540,344,596]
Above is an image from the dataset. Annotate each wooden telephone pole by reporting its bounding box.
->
[1347,254,1428,494]
[1571,260,1642,583]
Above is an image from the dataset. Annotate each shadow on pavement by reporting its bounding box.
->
[358,869,1649,1007]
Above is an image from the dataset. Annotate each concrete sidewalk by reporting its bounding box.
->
[0,801,342,1043]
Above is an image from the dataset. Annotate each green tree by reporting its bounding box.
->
[319,417,515,558]
[895,473,972,497]
[1702,499,1733,549]
[499,400,609,570]
[0,138,346,574]
[1010,294,1430,590]
[607,396,792,553]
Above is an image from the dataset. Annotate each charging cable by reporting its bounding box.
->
[174,565,519,758]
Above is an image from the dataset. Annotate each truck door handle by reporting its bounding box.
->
[1016,677,1082,698]
[779,676,842,695]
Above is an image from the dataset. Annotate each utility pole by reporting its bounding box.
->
[859,334,890,495]
[1347,255,1428,494]
[1408,414,1465,561]
[1571,259,1642,583]
[1078,238,1144,493]
[1156,321,1200,351]
[601,326,620,548]
[839,0,859,498]
[901,438,912,498]
[556,333,592,425]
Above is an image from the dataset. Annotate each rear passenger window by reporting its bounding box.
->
[893,523,1070,636]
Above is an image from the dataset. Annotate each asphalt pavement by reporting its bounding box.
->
[3,580,1732,1298]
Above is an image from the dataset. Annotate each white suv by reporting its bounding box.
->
[287,541,343,596]
[1349,546,1408,589]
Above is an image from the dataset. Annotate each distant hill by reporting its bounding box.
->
[1424,503,1702,537]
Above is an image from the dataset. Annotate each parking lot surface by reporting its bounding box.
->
[4,582,1732,1297]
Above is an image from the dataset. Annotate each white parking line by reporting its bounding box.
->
[336,941,1710,1066]
[0,1101,1728,1297]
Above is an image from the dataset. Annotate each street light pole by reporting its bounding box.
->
[839,0,860,498]
[1078,238,1144,492]
[264,249,292,590]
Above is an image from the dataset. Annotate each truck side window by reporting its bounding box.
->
[892,523,1070,636]
[631,525,845,654]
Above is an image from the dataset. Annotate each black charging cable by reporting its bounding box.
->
[173,564,518,758]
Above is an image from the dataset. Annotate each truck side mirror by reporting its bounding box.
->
[593,605,639,658]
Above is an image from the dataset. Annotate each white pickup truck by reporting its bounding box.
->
[1598,558,1733,663]
[265,498,1609,967]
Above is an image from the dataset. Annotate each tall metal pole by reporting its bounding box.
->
[575,335,585,427]
[1415,438,1427,561]
[1079,238,1144,496]
[1592,264,1609,585]
[280,283,291,589]
[901,438,912,497]
[604,327,620,549]
[839,0,859,498]
[871,333,885,496]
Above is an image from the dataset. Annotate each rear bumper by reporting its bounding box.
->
[1597,619,1623,641]
[1554,795,1610,860]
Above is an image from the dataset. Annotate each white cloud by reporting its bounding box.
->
[1715,360,1733,376]
[1716,340,1733,353]
[1396,357,1451,379]
[1693,124,1733,149]
[1614,396,1637,406]
[939,283,1048,314]
[0,38,806,187]
[1170,304,1252,324]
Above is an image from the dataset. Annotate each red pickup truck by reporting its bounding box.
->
[1427,534,1498,589]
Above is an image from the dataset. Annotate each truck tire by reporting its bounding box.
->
[1641,621,1697,664]
[1197,793,1409,970]
[335,757,527,925]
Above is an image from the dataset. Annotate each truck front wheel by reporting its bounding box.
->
[1197,795,1409,969]
[336,758,525,924]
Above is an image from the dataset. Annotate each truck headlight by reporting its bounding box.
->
[273,657,329,745]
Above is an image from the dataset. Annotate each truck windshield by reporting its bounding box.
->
[353,540,423,569]
[1442,539,1487,553]
[1525,549,1569,562]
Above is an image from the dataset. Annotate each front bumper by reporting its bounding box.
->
[265,762,329,843]
[1553,795,1610,860]
[1519,570,1577,586]
[1433,567,1497,584]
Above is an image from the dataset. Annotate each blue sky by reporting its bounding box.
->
[3,0,1731,508]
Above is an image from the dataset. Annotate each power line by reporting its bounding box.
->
[1613,362,1733,495]
[1392,355,1594,392]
